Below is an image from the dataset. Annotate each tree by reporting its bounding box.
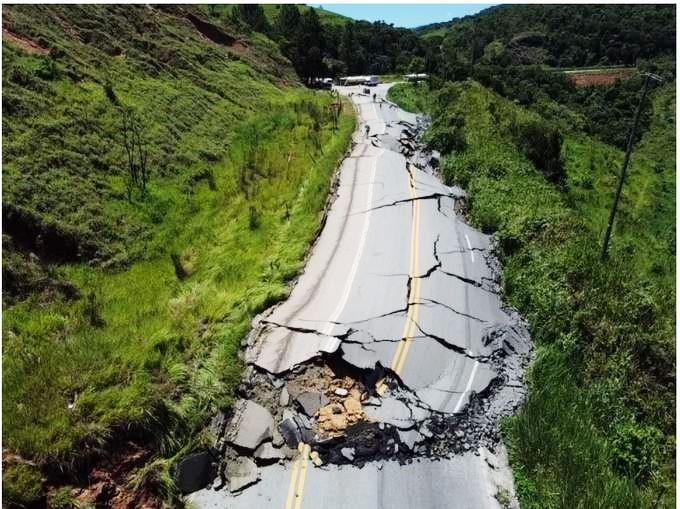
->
[407,56,426,73]
[512,118,565,185]
[231,4,271,35]
[297,8,326,82]
[481,41,506,65]
[339,23,357,73]
[275,4,300,39]
[322,57,347,77]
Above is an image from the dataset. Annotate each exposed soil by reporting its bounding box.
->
[42,442,163,508]
[567,69,635,87]
[2,27,49,55]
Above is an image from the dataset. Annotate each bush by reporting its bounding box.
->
[425,112,467,154]
[611,421,666,484]
[512,118,565,185]
[3,463,43,506]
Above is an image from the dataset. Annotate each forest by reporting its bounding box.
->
[222,4,439,79]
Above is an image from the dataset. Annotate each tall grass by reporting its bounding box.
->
[386,82,432,113]
[505,348,647,509]
[3,91,355,503]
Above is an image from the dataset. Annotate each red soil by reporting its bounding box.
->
[2,27,49,55]
[568,69,636,87]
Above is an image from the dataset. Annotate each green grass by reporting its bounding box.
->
[394,80,675,507]
[4,91,355,503]
[3,5,298,272]
[418,26,449,40]
[2,4,356,505]
[386,82,431,113]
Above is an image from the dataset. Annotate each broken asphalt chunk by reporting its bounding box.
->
[175,450,214,495]
[254,442,284,463]
[341,447,355,462]
[224,457,260,493]
[278,411,314,448]
[226,400,274,451]
[295,391,330,417]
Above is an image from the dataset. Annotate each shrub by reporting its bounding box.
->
[512,118,566,185]
[425,112,467,154]
[611,421,666,484]
[3,463,43,506]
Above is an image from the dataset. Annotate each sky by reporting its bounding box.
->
[314,4,494,29]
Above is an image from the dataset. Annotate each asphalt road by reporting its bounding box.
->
[189,83,519,508]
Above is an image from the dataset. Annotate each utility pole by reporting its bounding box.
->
[601,72,663,260]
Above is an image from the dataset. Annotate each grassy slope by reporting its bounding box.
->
[386,82,431,113]
[2,4,355,505]
[390,81,675,507]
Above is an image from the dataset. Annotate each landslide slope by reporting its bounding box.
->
[2,4,355,506]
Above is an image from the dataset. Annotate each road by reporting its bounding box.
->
[188,83,525,508]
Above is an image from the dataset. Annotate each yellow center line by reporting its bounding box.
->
[293,443,311,509]
[285,443,311,509]
[377,170,421,395]
[394,195,421,375]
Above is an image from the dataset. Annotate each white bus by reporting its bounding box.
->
[339,75,382,86]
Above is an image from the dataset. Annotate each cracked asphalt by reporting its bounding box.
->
[187,83,531,509]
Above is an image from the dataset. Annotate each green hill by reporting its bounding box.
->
[419,4,675,67]
[2,4,354,506]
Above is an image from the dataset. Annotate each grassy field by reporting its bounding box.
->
[2,5,355,505]
[390,80,675,507]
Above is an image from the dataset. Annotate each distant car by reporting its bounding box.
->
[308,79,332,90]
[364,75,381,86]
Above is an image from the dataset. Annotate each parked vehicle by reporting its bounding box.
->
[365,75,381,86]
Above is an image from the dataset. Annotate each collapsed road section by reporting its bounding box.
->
[185,84,532,509]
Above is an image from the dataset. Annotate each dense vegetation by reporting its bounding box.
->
[219,4,438,80]
[438,62,674,150]
[421,4,675,68]
[415,5,676,150]
[385,81,430,113]
[2,5,354,506]
[389,73,675,507]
